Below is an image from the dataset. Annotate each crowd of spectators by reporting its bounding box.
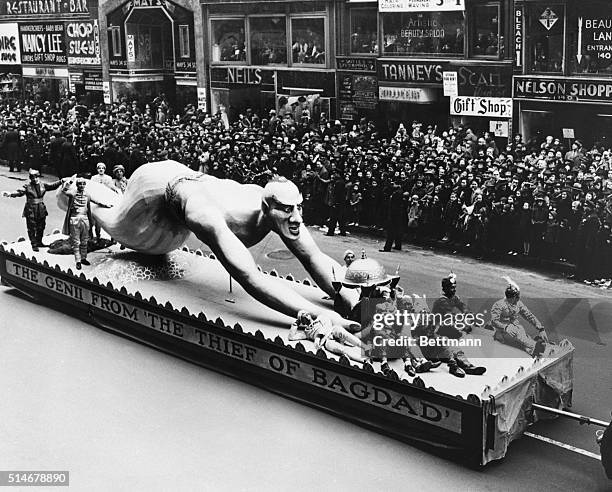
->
[0,95,611,286]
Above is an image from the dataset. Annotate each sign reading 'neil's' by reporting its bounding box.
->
[450,96,512,118]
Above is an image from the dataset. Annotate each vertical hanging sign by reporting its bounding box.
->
[515,8,523,68]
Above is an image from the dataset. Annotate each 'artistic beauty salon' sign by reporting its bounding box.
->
[19,22,66,64]
[0,23,20,64]
[379,0,464,13]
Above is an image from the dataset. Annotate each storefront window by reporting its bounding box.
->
[291,17,325,65]
[211,18,246,63]
[382,11,465,56]
[570,4,612,75]
[350,9,378,55]
[526,5,564,73]
[111,26,121,57]
[471,4,501,57]
[250,17,287,65]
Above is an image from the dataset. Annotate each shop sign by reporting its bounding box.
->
[377,60,444,84]
[66,20,100,65]
[450,96,512,118]
[22,66,68,77]
[126,34,135,62]
[514,76,612,103]
[576,15,612,71]
[489,120,509,138]
[210,66,275,86]
[83,71,102,91]
[175,60,196,71]
[515,8,523,68]
[128,0,170,8]
[19,22,66,64]
[197,87,206,111]
[0,0,88,17]
[379,86,437,103]
[379,0,464,13]
[451,64,512,97]
[562,128,575,139]
[102,80,110,104]
[539,7,559,31]
[336,57,376,72]
[0,22,20,64]
[442,71,457,96]
[68,71,81,92]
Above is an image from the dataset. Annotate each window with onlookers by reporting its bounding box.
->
[471,3,502,57]
[382,11,465,56]
[211,18,246,62]
[350,9,378,55]
[291,17,325,64]
[250,17,287,65]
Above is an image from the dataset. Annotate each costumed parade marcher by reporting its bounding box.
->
[490,276,548,357]
[61,177,113,269]
[1,169,63,251]
[431,273,473,339]
[112,165,129,194]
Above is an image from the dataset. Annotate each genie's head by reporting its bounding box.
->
[262,177,303,240]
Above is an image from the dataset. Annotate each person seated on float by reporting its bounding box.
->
[288,311,365,363]
[490,276,548,358]
[411,294,486,378]
[395,292,441,377]
[431,272,474,339]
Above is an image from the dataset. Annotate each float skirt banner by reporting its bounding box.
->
[379,0,465,12]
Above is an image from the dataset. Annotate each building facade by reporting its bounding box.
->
[336,0,515,136]
[513,0,612,146]
[0,0,102,103]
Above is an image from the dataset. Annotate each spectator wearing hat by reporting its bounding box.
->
[3,124,23,172]
[325,168,347,236]
[2,169,64,250]
[531,193,549,257]
[380,183,406,252]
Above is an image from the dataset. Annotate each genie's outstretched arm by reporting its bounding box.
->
[186,208,339,321]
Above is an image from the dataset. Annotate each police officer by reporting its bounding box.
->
[2,169,64,251]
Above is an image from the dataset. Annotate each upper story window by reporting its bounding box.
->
[382,11,465,56]
[350,8,378,55]
[570,2,612,75]
[526,4,564,73]
[250,16,287,65]
[291,17,325,65]
[471,3,502,57]
[211,18,246,63]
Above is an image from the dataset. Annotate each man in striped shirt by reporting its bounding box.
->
[61,177,112,270]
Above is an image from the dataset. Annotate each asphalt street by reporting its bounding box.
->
[0,170,610,491]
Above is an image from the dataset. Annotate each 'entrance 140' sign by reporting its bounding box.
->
[379,0,464,13]
[450,96,512,118]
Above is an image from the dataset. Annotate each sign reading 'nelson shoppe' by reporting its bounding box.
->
[514,76,612,103]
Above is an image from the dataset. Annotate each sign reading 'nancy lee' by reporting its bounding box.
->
[5,259,463,434]
[19,22,66,64]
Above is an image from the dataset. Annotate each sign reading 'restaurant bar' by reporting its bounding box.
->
[450,96,513,118]
[514,76,612,103]
[4,259,463,433]
[379,0,464,12]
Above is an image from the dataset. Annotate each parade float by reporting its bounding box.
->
[0,162,575,467]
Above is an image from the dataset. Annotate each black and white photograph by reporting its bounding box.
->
[0,0,611,489]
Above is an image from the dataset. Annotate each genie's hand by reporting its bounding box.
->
[328,312,360,333]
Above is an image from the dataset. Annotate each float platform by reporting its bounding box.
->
[0,234,574,466]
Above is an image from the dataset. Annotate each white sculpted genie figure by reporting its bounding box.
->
[58,161,356,328]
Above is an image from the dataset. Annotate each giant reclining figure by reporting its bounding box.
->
[57,161,356,328]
